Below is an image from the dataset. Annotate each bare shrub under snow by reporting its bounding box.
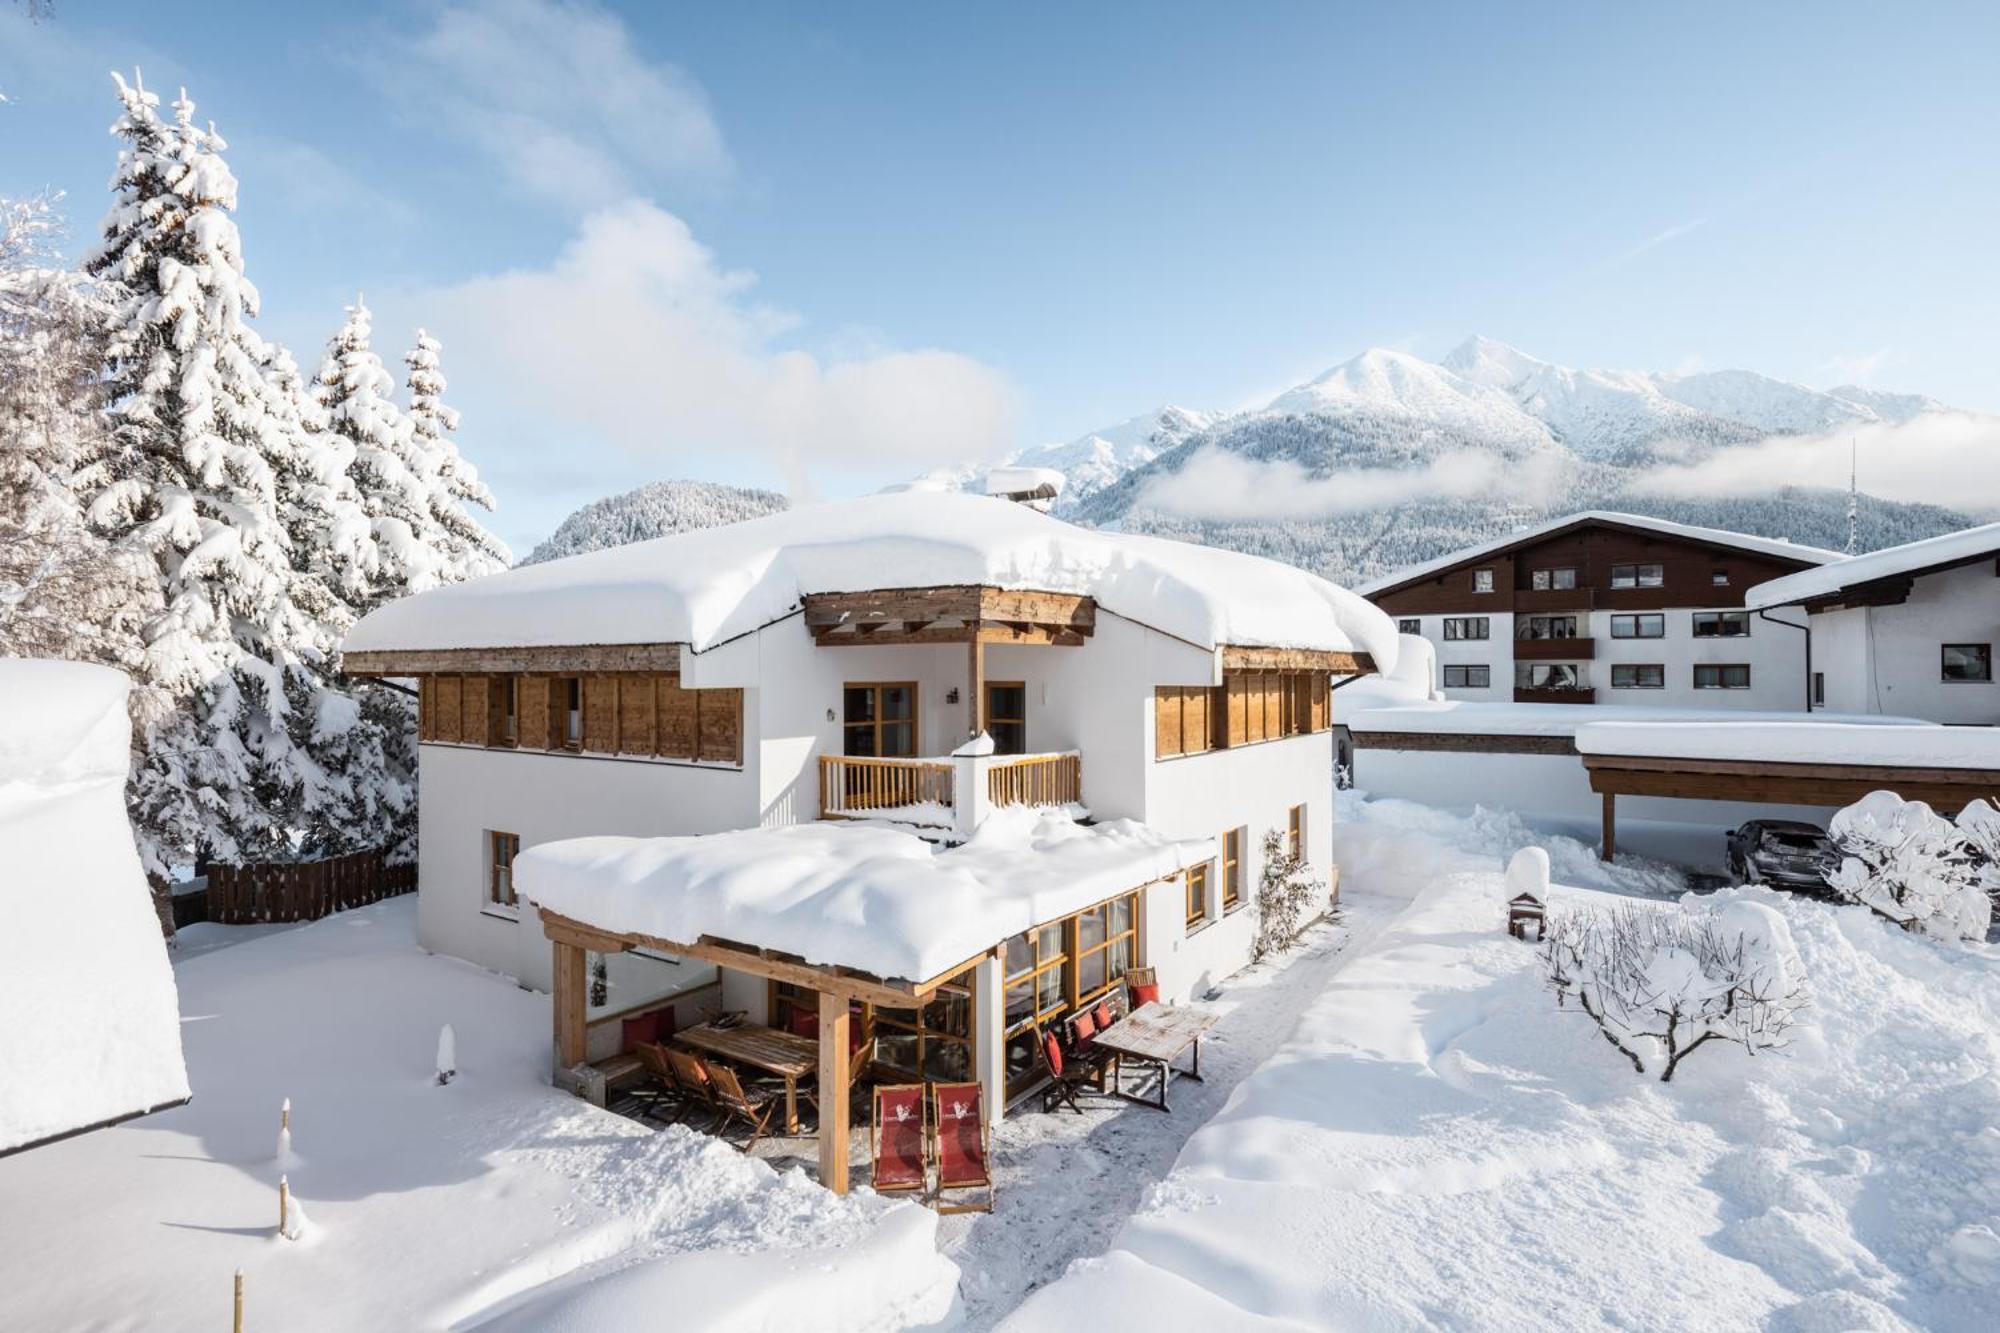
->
[1826,790,1995,945]
[1542,898,1807,1082]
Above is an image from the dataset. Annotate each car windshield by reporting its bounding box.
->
[1763,830,1829,852]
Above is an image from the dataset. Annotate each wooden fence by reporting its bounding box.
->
[202,848,416,925]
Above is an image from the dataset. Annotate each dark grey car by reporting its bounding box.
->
[1725,820,1839,894]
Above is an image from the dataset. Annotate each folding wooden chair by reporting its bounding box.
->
[632,1042,689,1123]
[1035,1026,1093,1115]
[930,1082,993,1214]
[707,1063,779,1152]
[1067,1008,1116,1086]
[870,1083,929,1197]
[665,1047,724,1132]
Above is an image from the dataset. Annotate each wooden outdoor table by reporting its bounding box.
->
[1091,1002,1218,1111]
[677,1022,818,1133]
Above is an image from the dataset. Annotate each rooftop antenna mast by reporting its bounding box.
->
[1846,436,1859,555]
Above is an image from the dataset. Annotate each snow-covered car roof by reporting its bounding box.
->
[1355,510,1841,598]
[345,489,1399,666]
[1743,520,2000,610]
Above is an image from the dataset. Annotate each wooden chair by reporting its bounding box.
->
[1124,967,1160,1009]
[707,1063,779,1152]
[632,1042,689,1123]
[930,1082,993,1214]
[1065,1008,1116,1086]
[870,1084,929,1197]
[1035,1026,1094,1115]
[665,1047,724,1131]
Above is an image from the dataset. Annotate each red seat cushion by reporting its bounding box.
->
[1091,1000,1115,1030]
[621,1010,660,1053]
[788,1008,820,1039]
[1131,982,1160,1007]
[1073,1009,1097,1043]
[1041,1031,1064,1078]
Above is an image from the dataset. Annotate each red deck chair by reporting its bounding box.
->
[930,1082,994,1214]
[872,1083,929,1196]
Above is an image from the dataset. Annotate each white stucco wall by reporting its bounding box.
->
[1592,606,1809,710]
[1399,611,1512,699]
[1809,563,2000,724]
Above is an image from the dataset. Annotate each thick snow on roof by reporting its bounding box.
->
[347,490,1399,667]
[1745,520,2000,609]
[1576,719,1999,768]
[517,810,1213,982]
[0,660,188,1153]
[1354,510,1842,597]
[1348,698,1928,739]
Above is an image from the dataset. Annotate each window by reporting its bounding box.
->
[1074,893,1139,1003]
[1186,862,1211,930]
[872,974,975,1084]
[1442,664,1491,689]
[1693,663,1752,690]
[1812,672,1826,706]
[1443,617,1490,641]
[986,682,1027,755]
[1003,893,1139,1097]
[1516,662,1582,692]
[1531,567,1577,591]
[562,677,582,748]
[844,683,917,757]
[1610,563,1665,589]
[1610,613,1665,639]
[1472,568,1495,594]
[487,831,520,910]
[1692,611,1750,638]
[1221,828,1243,911]
[1610,664,1665,689]
[1288,805,1306,862]
[1942,643,1993,682]
[1711,569,1731,586]
[1397,618,1421,635]
[1516,615,1580,640]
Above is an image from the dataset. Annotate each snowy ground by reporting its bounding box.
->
[1002,792,2000,1331]
[0,897,953,1332]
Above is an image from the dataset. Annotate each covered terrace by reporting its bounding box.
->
[517,813,1211,1194]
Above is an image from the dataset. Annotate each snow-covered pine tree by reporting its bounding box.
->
[77,74,323,874]
[403,328,508,581]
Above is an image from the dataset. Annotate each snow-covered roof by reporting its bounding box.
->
[516,810,1212,982]
[982,465,1066,498]
[346,489,1399,667]
[1576,720,1999,768]
[1348,699,1930,740]
[1744,520,2000,610]
[1354,510,1842,598]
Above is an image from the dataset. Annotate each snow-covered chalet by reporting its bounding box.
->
[342,487,1395,1191]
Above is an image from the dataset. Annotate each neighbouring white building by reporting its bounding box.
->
[1358,512,1839,712]
[342,488,1395,1184]
[1745,521,2000,726]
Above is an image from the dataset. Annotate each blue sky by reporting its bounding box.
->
[4,1,1997,553]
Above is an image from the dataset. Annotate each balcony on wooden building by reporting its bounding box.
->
[817,750,1084,835]
[1513,615,1596,661]
[1513,661,1593,706]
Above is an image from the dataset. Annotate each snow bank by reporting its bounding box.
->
[0,659,188,1153]
[346,489,1400,669]
[1352,699,1929,739]
[519,810,1213,981]
[1746,519,2000,610]
[1577,719,1993,767]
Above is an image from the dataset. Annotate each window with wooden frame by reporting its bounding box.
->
[1185,861,1212,931]
[843,682,917,757]
[986,681,1027,756]
[1531,567,1578,591]
[1221,827,1244,912]
[1288,804,1306,863]
[1610,562,1664,589]
[487,830,520,910]
[1000,890,1142,1099]
[1074,893,1138,1004]
[872,974,976,1084]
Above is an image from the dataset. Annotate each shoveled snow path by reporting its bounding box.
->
[938,899,1389,1330]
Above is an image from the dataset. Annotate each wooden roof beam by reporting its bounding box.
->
[342,643,682,677]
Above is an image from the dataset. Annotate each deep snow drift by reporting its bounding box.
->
[0,659,188,1153]
[1002,795,2000,1331]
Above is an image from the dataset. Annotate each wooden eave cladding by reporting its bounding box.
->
[343,642,682,677]
[1350,730,1577,756]
[1793,551,1999,613]
[1221,646,1375,674]
[1582,752,2000,814]
[805,585,1096,648]
[538,906,979,1006]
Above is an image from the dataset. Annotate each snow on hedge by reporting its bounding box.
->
[1745,518,2000,610]
[519,810,1213,981]
[1826,790,1996,943]
[0,659,188,1153]
[346,489,1400,668]
[1576,719,1989,767]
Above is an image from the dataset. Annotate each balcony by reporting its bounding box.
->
[817,750,1083,834]
[1513,636,1596,661]
[1513,687,1596,706]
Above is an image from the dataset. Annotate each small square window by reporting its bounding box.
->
[1942,644,1992,682]
[1472,568,1495,594]
[1711,569,1730,586]
[1397,618,1421,635]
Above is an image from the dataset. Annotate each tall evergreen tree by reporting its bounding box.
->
[403,328,509,580]
[77,73,320,872]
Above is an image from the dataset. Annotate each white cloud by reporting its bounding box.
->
[1134,445,1569,522]
[407,199,1017,491]
[369,0,730,209]
[1642,413,2000,515]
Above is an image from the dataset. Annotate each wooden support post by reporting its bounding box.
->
[817,989,852,1195]
[553,940,588,1071]
[233,1269,244,1333]
[967,630,986,741]
[1600,791,1617,863]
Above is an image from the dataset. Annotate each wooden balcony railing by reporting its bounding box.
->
[986,751,1082,809]
[817,754,955,821]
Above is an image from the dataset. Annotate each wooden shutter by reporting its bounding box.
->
[698,688,743,764]
[462,675,491,746]
[582,675,617,753]
[1311,674,1329,731]
[434,675,464,744]
[1225,674,1247,747]
[417,676,435,742]
[1247,673,1267,743]
[485,675,513,746]
[1185,686,1211,754]
[518,675,551,750]
[1154,688,1184,759]
[657,676,698,759]
[618,673,656,754]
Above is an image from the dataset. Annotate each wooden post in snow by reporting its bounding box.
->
[1600,791,1617,863]
[278,1175,290,1236]
[552,940,587,1070]
[966,629,985,742]
[233,1269,243,1333]
[817,990,851,1195]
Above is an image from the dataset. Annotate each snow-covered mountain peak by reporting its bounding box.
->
[1265,346,1554,452]
[1008,404,1216,500]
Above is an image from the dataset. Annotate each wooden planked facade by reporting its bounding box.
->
[1156,669,1332,759]
[418,671,743,765]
